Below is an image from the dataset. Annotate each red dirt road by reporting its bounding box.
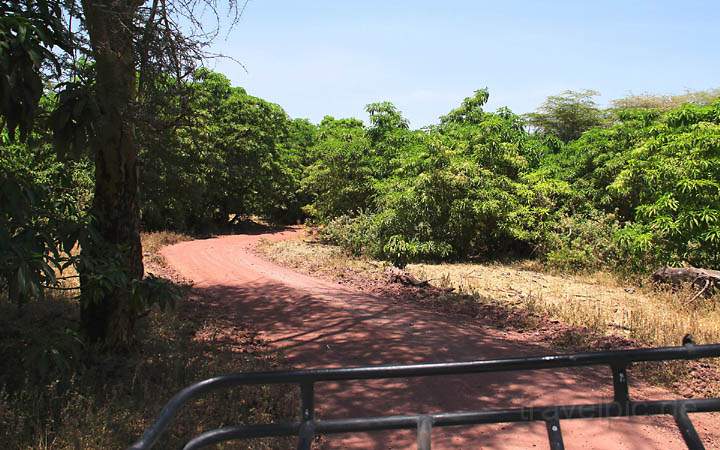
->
[162,228,720,449]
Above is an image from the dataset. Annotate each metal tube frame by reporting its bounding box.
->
[130,341,720,450]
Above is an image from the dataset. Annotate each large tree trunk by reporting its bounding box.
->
[80,0,144,348]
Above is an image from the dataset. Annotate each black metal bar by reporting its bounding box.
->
[130,343,720,450]
[297,382,316,450]
[183,423,300,450]
[674,406,705,450]
[141,343,720,390]
[178,398,720,449]
[296,420,315,450]
[300,382,315,421]
[417,415,432,450]
[612,364,630,415]
[545,416,564,450]
[612,365,629,403]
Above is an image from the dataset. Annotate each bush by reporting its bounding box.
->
[300,117,376,222]
[308,91,542,266]
[140,70,313,232]
[319,212,382,257]
[536,211,625,272]
[533,99,720,272]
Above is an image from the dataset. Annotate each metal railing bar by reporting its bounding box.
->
[260,344,720,384]
[183,423,299,450]
[545,416,564,450]
[417,415,433,450]
[611,365,630,403]
[296,421,315,450]
[179,398,720,449]
[673,406,705,450]
[131,377,247,450]
[297,382,316,449]
[159,343,720,388]
[301,382,315,421]
[130,344,720,450]
[611,364,630,414]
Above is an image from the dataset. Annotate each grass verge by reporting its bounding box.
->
[408,262,720,349]
[0,232,295,449]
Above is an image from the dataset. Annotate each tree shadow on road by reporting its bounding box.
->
[190,280,702,449]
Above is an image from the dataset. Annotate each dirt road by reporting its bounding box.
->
[162,228,719,449]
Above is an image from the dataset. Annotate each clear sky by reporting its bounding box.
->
[208,0,720,128]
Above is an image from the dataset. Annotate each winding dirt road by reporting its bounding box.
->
[162,228,720,449]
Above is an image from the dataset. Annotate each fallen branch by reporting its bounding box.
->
[652,266,720,301]
[685,278,712,305]
[385,267,429,287]
[384,267,456,293]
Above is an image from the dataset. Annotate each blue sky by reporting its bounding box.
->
[208,0,720,127]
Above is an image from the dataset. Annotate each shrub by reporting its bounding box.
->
[309,92,543,266]
[319,212,382,257]
[536,211,625,272]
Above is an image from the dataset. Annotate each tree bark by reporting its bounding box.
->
[651,266,720,301]
[651,267,720,286]
[80,0,144,348]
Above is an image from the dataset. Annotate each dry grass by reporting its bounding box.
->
[141,231,193,268]
[256,238,390,283]
[407,262,720,349]
[407,262,720,396]
[0,232,295,449]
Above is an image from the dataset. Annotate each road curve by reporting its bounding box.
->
[162,228,720,449]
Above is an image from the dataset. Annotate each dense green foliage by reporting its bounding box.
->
[307,91,720,271]
[1,100,92,303]
[305,90,546,266]
[553,104,720,269]
[1,69,313,306]
[140,70,310,232]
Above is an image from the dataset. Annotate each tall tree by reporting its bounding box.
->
[78,0,144,346]
[1,0,242,348]
[526,89,603,143]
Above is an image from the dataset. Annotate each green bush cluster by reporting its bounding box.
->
[140,70,314,232]
[543,103,720,270]
[306,92,720,272]
[308,91,542,267]
[1,69,317,304]
[537,212,625,272]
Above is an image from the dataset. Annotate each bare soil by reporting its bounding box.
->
[162,227,720,449]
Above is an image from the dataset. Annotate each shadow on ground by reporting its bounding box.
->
[192,279,693,449]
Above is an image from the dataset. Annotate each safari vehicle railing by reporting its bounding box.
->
[130,340,720,450]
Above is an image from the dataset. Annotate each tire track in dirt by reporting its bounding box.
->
[162,228,720,449]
